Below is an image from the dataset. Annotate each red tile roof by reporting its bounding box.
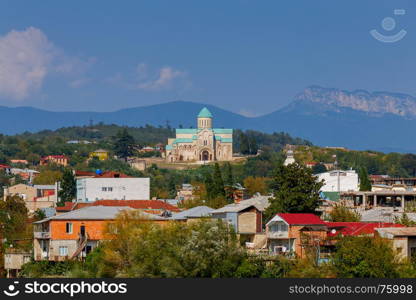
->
[74,170,131,178]
[0,164,11,169]
[277,213,325,225]
[326,222,404,237]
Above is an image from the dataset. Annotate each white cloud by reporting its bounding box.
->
[136,64,188,91]
[0,27,56,100]
[105,63,191,92]
[0,27,94,100]
[238,109,262,118]
[69,78,91,88]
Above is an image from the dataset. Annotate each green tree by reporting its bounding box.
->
[77,212,246,278]
[212,163,225,199]
[58,169,76,206]
[333,236,400,278]
[114,128,136,159]
[248,136,258,155]
[239,132,250,155]
[311,163,327,174]
[327,205,361,222]
[359,167,372,191]
[223,162,234,187]
[33,170,63,185]
[264,163,323,220]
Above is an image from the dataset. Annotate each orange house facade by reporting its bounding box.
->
[33,206,167,261]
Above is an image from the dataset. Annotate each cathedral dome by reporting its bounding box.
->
[197,107,213,118]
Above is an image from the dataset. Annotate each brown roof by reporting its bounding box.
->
[376,227,416,237]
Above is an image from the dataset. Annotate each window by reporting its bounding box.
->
[59,246,68,256]
[108,187,113,192]
[102,187,107,191]
[66,222,73,234]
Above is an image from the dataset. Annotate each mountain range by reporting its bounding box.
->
[2,86,416,153]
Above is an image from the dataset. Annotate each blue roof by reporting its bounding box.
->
[198,107,213,118]
[165,145,172,150]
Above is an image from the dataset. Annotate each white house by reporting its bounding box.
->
[76,177,150,202]
[316,170,359,192]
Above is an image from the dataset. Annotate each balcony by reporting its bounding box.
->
[34,232,50,239]
[266,231,289,239]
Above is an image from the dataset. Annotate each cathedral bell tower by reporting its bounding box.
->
[197,107,213,129]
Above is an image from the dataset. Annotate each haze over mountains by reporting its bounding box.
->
[2,86,416,153]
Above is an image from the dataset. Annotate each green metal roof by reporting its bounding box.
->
[165,145,173,150]
[320,191,340,202]
[176,129,197,134]
[213,128,233,134]
[173,138,194,144]
[198,107,213,118]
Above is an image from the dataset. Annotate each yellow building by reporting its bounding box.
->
[89,149,109,161]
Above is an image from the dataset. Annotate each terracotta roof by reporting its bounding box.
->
[92,200,181,212]
[93,171,131,178]
[0,164,11,168]
[277,213,325,225]
[75,170,96,177]
[56,202,90,212]
[57,200,181,213]
[326,222,404,237]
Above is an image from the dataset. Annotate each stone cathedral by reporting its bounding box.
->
[165,107,233,162]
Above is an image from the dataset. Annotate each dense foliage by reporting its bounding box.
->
[264,163,324,220]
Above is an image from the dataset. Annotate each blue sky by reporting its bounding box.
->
[0,0,414,116]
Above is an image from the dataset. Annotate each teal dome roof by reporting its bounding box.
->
[198,107,213,118]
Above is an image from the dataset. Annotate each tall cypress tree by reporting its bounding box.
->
[224,162,234,187]
[212,163,226,198]
[240,132,250,155]
[204,172,215,200]
[223,162,234,203]
[359,167,372,191]
[114,128,136,159]
[249,136,258,155]
[58,169,76,206]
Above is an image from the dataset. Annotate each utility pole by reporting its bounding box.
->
[333,154,340,192]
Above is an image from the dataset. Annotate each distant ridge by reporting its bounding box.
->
[2,86,416,153]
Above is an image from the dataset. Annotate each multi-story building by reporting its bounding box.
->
[316,170,359,192]
[40,155,69,167]
[76,172,150,202]
[3,183,57,213]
